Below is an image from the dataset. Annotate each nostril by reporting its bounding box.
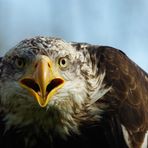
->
[35,63,38,68]
[48,63,50,68]
[20,78,40,92]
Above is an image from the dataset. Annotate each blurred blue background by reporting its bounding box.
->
[0,0,148,71]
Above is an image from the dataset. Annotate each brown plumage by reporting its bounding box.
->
[90,46,148,147]
[0,37,147,148]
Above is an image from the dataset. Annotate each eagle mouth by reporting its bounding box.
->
[20,78,64,98]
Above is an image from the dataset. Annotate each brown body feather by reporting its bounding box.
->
[74,43,148,147]
[88,45,148,147]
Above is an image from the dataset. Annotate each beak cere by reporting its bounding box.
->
[19,55,64,107]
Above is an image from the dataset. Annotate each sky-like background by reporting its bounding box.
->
[0,0,148,71]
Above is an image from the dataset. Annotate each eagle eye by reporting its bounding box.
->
[58,57,68,68]
[15,58,26,69]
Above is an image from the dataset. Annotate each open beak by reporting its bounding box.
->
[19,55,64,107]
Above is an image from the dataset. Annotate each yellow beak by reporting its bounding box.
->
[19,55,64,107]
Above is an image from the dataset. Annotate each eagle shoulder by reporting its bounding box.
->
[92,46,148,148]
[0,56,3,101]
[0,57,3,75]
[73,43,148,147]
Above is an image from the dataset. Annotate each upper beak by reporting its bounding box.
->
[19,55,64,107]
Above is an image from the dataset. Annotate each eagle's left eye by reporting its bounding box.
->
[15,58,26,69]
[58,57,69,68]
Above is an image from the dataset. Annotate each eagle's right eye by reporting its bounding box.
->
[15,58,26,69]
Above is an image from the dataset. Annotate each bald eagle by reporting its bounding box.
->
[0,37,147,148]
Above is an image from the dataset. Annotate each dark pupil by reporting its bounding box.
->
[17,59,24,66]
[61,59,66,65]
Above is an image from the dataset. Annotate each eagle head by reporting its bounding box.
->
[0,37,109,137]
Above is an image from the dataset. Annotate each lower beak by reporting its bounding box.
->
[19,55,64,107]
